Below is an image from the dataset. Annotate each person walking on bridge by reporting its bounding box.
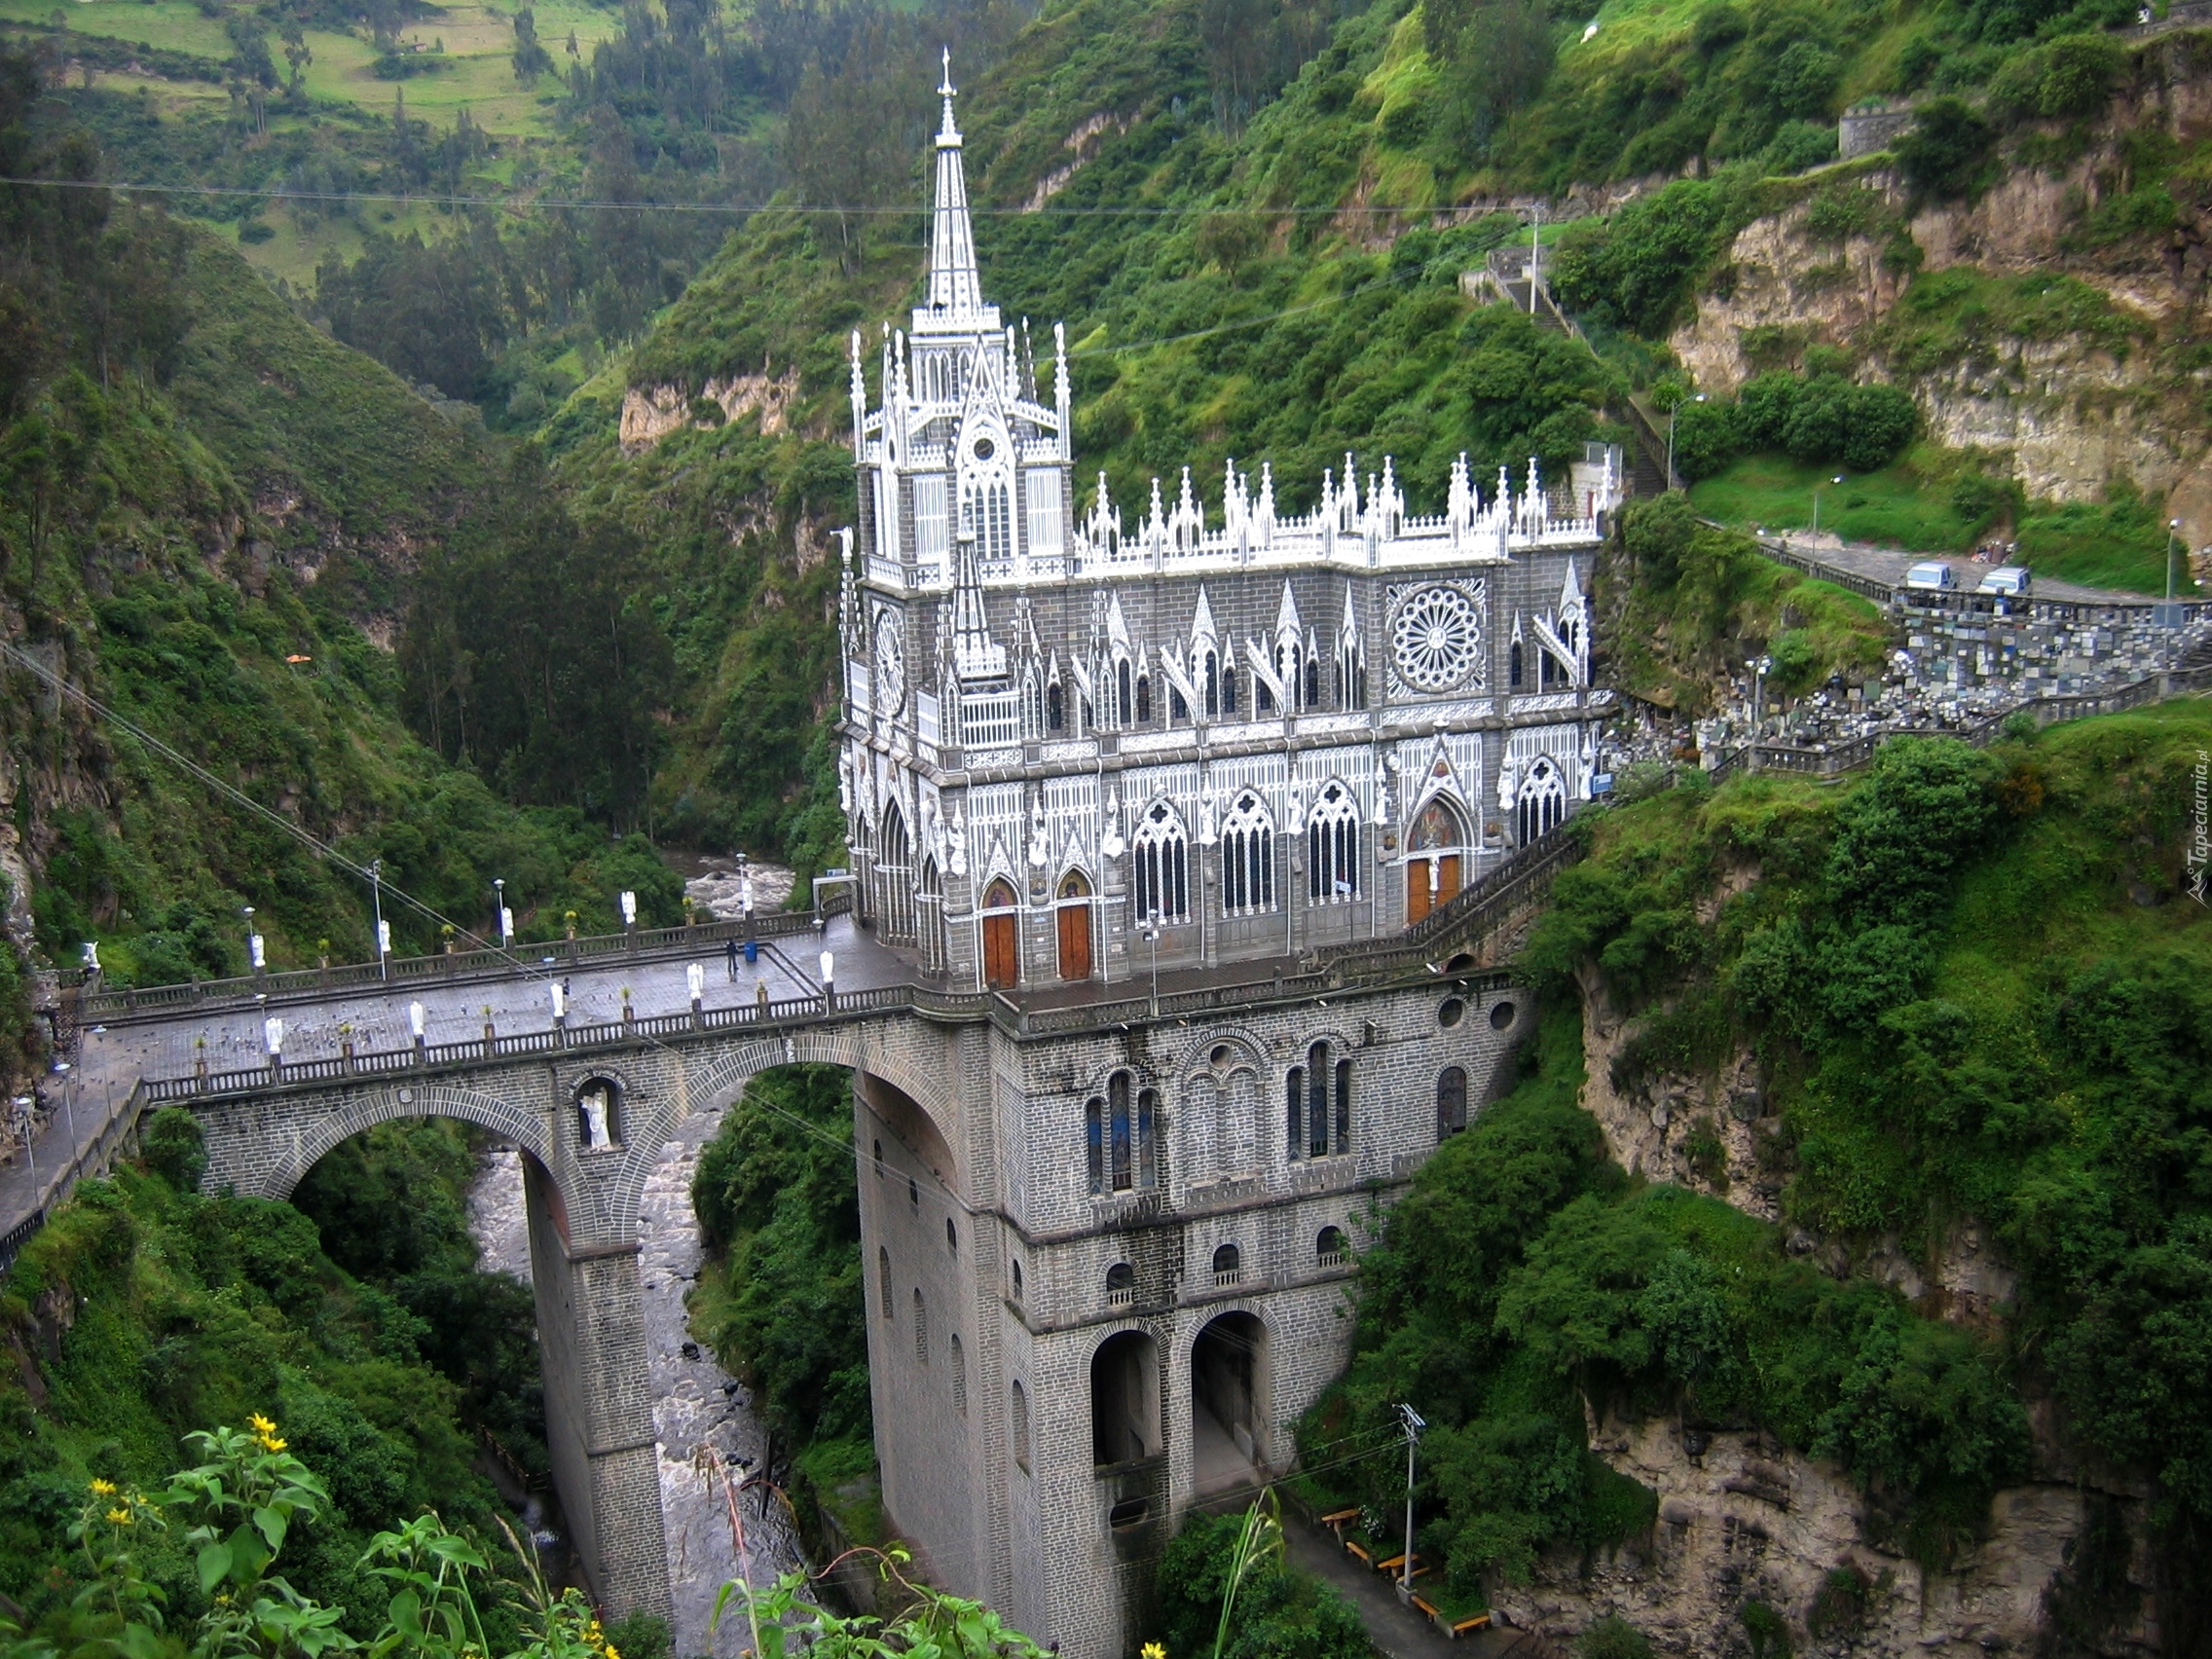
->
[725,936,740,980]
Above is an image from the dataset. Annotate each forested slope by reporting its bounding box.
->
[0,56,685,1103]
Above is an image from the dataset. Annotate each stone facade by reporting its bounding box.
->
[838,68,1617,999]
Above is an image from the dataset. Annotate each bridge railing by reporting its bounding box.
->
[0,1079,147,1273]
[80,890,856,1024]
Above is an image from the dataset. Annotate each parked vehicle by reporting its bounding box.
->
[1904,561,1957,591]
[1978,565,2032,596]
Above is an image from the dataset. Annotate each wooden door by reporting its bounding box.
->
[1406,854,1464,924]
[1056,901,1091,980]
[983,911,1018,989]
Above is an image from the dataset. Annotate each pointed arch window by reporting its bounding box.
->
[1516,756,1568,843]
[1220,792,1274,916]
[1117,659,1134,727]
[1135,675,1152,724]
[1170,682,1189,723]
[1306,782,1360,903]
[877,802,915,946]
[1020,666,1044,739]
[1509,639,1524,689]
[1202,650,1220,719]
[1221,664,1237,715]
[1304,655,1320,709]
[1047,681,1064,732]
[1133,801,1190,924]
[1337,641,1365,709]
[1012,1380,1031,1472]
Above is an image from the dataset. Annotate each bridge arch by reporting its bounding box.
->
[253,1081,571,1213]
[601,1023,965,1237]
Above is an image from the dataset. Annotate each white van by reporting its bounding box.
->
[1904,561,1956,591]
[1978,565,2032,596]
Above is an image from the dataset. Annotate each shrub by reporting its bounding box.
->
[1742,1600,1790,1659]
[1580,1615,1655,1659]
[1895,98,1999,203]
[140,1106,206,1191]
[1986,33,2123,123]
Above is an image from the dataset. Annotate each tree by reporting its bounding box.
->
[512,8,555,83]
[1425,0,1556,162]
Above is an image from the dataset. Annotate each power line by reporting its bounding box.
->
[0,172,1489,219]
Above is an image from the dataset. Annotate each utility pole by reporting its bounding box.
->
[1396,1402,1425,1599]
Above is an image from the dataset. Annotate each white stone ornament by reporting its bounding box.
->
[1391,584,1482,691]
[1099,791,1126,860]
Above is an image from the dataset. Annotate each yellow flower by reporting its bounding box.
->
[258,1434,288,1453]
[605,1646,621,1659]
[106,1507,132,1526]
[248,1413,278,1436]
[89,1478,118,1496]
[1143,1645,1167,1659]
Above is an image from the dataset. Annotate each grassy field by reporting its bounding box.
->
[1690,450,2197,594]
[1690,451,1985,552]
[10,0,621,136]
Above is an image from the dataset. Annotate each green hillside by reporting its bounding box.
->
[0,58,686,1098]
[1307,702,2212,1632]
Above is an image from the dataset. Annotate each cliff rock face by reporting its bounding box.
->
[619,370,798,453]
[1493,1417,2157,1659]
[1557,965,2157,1657]
[1669,44,2212,548]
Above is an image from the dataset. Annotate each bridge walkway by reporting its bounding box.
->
[0,918,899,1258]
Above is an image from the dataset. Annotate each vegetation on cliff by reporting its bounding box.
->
[1306,701,2210,1635]
[0,1114,561,1644]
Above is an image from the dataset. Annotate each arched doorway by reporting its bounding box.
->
[1054,869,1092,980]
[980,878,1019,990]
[1191,1311,1267,1500]
[1091,1329,1161,1466]
[1405,795,1469,924]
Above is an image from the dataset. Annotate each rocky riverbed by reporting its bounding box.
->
[468,1141,805,1655]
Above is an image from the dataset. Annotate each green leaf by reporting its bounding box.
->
[387,1588,424,1640]
[253,1504,287,1553]
[197,1540,234,1595]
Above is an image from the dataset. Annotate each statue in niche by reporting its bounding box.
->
[577,1083,615,1149]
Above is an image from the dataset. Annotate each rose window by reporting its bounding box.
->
[1391,586,1481,691]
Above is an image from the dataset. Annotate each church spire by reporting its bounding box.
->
[927,50,983,316]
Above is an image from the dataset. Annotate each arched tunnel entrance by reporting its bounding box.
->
[1191,1311,1267,1502]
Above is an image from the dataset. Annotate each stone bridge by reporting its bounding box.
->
[14,834,1577,1656]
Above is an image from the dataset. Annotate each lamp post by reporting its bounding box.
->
[370,858,388,980]
[493,878,508,948]
[1812,474,1844,537]
[2168,517,2182,602]
[1749,653,1774,751]
[1665,393,1706,493]
[242,905,263,976]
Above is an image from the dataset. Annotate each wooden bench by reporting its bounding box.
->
[1376,1553,1427,1580]
[1449,1613,1492,1640]
[1343,1539,1374,1567]
[1319,1507,1362,1530]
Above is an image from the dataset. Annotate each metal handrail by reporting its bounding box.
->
[79,890,855,1022]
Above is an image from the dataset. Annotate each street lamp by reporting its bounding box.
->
[242,905,263,974]
[2168,517,2183,602]
[370,858,388,980]
[493,878,508,948]
[1812,474,1845,537]
[1749,653,1774,742]
[1665,393,1706,493]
